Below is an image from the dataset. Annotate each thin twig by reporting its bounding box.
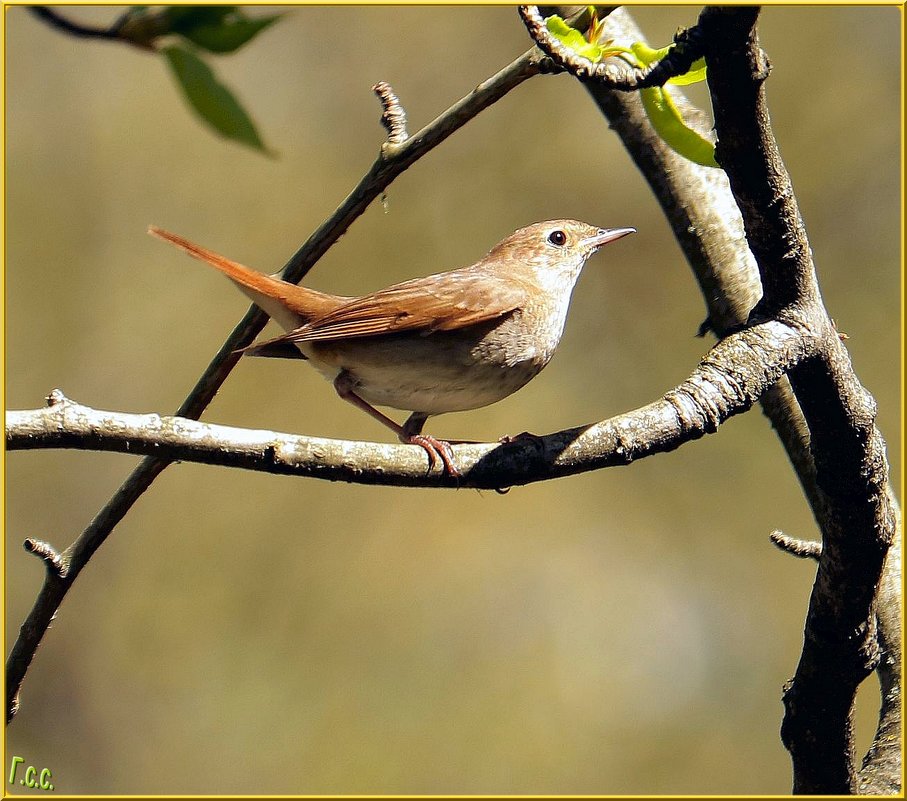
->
[373,81,408,145]
[770,530,822,561]
[30,6,124,40]
[518,5,705,89]
[29,6,159,51]
[22,539,67,579]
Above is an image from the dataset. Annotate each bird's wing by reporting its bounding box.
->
[280,269,529,343]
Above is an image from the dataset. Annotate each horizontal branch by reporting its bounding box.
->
[7,322,810,490]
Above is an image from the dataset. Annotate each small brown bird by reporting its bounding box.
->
[149,221,635,475]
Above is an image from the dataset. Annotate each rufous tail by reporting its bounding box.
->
[147,226,341,330]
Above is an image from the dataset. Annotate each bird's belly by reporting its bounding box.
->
[300,323,552,415]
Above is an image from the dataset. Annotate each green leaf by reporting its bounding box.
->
[164,6,236,31]
[162,45,272,154]
[178,11,281,54]
[629,41,670,66]
[162,6,281,54]
[629,41,707,85]
[541,16,714,167]
[545,14,604,62]
[627,40,712,164]
[640,86,718,167]
[668,57,707,86]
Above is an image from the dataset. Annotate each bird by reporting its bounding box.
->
[148,220,635,476]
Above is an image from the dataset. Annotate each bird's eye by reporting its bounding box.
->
[548,230,567,246]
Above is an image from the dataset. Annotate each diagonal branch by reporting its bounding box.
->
[30,6,161,51]
[31,6,132,41]
[5,45,553,723]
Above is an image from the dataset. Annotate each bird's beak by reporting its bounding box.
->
[582,227,636,250]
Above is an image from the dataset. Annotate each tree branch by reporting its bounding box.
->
[30,6,161,51]
[519,5,706,89]
[31,6,127,41]
[10,10,899,796]
[858,506,902,795]
[770,530,822,561]
[7,320,810,489]
[563,6,899,792]
[574,9,818,513]
[7,312,809,723]
[698,5,899,793]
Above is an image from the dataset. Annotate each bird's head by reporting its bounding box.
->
[484,220,635,293]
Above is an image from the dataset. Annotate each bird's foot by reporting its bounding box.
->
[407,434,461,479]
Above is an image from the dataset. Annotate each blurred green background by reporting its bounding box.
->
[5,5,901,795]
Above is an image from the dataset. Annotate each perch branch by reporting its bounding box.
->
[6,320,811,489]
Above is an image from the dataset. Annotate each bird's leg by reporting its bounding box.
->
[333,372,407,436]
[333,373,460,477]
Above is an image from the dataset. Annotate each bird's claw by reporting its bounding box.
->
[409,434,461,479]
